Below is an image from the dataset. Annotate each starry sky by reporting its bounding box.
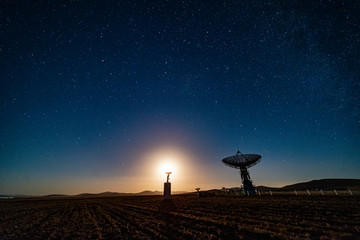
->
[1,0,359,195]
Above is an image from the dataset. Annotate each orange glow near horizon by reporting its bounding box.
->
[138,146,194,190]
[158,156,178,176]
[107,144,225,193]
[152,148,182,183]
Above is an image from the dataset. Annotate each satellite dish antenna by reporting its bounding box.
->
[164,172,172,199]
[222,150,261,195]
[165,172,172,183]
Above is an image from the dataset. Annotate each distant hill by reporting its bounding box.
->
[75,192,130,197]
[43,194,69,198]
[281,179,360,190]
[224,179,360,192]
[75,190,184,197]
[1,194,40,198]
[136,190,187,195]
[4,179,359,198]
[75,193,96,197]
[98,191,127,196]
[1,190,184,198]
[256,186,280,191]
[137,190,162,195]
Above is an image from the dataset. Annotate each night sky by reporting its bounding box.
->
[1,0,359,195]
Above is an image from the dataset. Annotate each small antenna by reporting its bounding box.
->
[163,172,172,200]
[165,172,172,183]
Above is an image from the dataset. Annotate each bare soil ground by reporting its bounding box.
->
[1,194,359,239]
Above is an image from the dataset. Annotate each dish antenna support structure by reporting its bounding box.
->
[222,150,261,195]
[164,172,172,199]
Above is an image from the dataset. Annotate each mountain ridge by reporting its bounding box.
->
[2,178,359,198]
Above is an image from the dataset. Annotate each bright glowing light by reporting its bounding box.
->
[158,157,177,174]
[139,145,201,191]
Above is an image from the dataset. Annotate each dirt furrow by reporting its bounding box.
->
[89,201,131,239]
[101,201,272,239]
[45,201,78,239]
[1,195,359,239]
[98,202,158,239]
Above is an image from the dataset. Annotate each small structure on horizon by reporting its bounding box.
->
[222,150,262,195]
[159,171,176,212]
[164,172,172,199]
[195,187,201,196]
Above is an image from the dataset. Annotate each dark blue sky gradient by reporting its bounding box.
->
[1,0,359,194]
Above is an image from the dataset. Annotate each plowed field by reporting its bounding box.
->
[1,194,359,239]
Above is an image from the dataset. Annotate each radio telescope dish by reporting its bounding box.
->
[165,172,172,183]
[222,151,261,195]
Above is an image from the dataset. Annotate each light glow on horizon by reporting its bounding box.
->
[158,158,177,176]
[138,145,196,190]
